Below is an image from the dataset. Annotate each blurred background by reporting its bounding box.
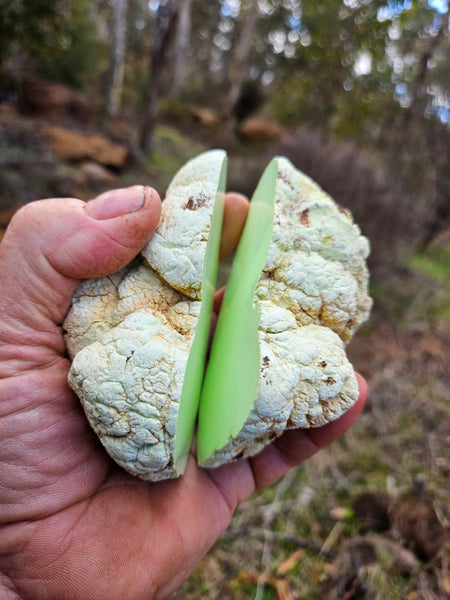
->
[0,1,448,598]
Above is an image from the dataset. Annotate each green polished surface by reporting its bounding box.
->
[174,151,228,473]
[197,158,278,463]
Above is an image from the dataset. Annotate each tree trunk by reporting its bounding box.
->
[106,0,128,118]
[140,0,181,153]
[398,4,450,139]
[170,0,191,97]
[221,0,259,143]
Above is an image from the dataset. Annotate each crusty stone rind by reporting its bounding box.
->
[200,157,371,467]
[64,261,184,359]
[142,149,226,300]
[259,158,372,342]
[69,307,197,481]
[64,151,225,481]
[66,261,201,481]
[64,267,128,359]
[201,307,358,468]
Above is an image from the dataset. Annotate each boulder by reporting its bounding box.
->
[43,126,129,169]
[238,116,292,144]
[80,161,117,187]
[22,81,92,123]
[190,107,220,127]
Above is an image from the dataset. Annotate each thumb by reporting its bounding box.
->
[0,186,160,361]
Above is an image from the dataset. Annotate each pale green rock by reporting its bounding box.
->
[66,150,227,480]
[65,151,372,481]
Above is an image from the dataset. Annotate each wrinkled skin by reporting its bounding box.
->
[0,186,367,600]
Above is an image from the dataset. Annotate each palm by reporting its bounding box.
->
[2,341,366,600]
[3,350,234,599]
[0,190,367,600]
[6,358,109,520]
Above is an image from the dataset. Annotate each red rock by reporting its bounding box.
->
[43,126,129,169]
[22,80,92,122]
[238,116,293,144]
[80,161,117,187]
[191,107,220,127]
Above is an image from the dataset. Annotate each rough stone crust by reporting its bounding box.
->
[69,304,197,481]
[201,158,372,467]
[201,313,359,468]
[65,151,225,481]
[142,149,227,300]
[262,158,371,341]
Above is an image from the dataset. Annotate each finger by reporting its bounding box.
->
[212,192,249,332]
[206,373,368,509]
[213,193,249,323]
[219,192,249,260]
[0,187,160,367]
[213,285,226,316]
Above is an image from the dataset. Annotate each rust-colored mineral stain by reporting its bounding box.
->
[338,205,352,219]
[185,193,208,210]
[299,209,310,226]
[280,172,295,192]
[261,355,271,374]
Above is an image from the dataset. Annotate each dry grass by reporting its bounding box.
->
[173,245,450,599]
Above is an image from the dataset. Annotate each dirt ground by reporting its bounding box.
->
[173,257,450,599]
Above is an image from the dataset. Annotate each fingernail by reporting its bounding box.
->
[86,186,145,220]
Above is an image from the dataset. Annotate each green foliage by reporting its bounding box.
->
[269,0,395,134]
[267,0,448,145]
[33,0,107,90]
[411,248,450,284]
[0,0,65,64]
[0,0,107,91]
[2,0,447,158]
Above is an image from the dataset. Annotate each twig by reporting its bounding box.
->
[320,521,344,557]
[255,473,297,600]
[221,526,334,558]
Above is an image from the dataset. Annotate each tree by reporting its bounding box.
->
[0,0,106,91]
[170,0,192,97]
[397,3,450,141]
[268,0,394,135]
[106,0,128,118]
[220,0,259,142]
[36,0,106,90]
[0,0,64,69]
[140,0,181,153]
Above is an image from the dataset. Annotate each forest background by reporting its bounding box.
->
[0,1,449,598]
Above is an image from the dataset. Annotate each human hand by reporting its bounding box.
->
[0,186,367,600]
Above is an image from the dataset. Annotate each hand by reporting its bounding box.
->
[0,187,368,600]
